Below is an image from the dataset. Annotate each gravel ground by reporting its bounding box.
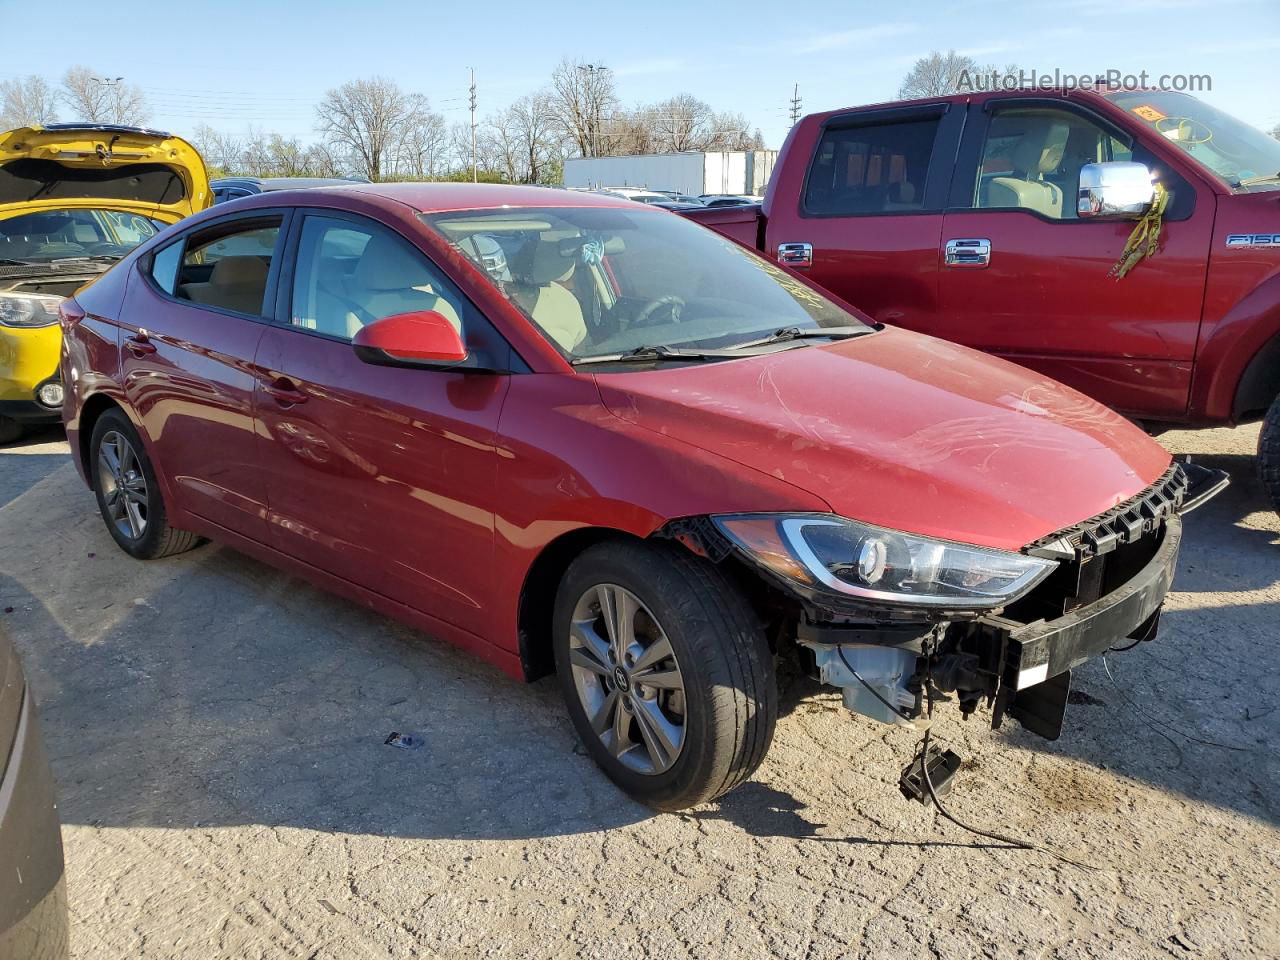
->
[1,423,1277,960]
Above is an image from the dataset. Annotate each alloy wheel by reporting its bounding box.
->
[568,583,687,775]
[97,430,149,540]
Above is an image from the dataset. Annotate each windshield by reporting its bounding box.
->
[1109,91,1280,191]
[420,205,868,361]
[0,208,161,262]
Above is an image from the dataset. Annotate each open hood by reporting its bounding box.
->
[0,124,210,223]
[596,329,1172,551]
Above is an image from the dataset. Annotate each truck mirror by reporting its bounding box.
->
[1078,162,1156,220]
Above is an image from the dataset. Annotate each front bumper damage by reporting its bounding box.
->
[796,462,1226,741]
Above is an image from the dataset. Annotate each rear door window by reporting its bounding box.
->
[804,119,938,216]
[173,219,282,316]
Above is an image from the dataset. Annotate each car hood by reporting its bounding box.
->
[0,124,210,221]
[595,328,1172,551]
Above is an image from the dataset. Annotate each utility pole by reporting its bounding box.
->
[789,84,803,127]
[469,68,477,184]
[578,64,609,157]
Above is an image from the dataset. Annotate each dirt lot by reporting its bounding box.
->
[1,423,1277,959]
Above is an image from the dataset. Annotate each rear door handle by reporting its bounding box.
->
[776,242,813,269]
[124,331,157,356]
[944,238,991,268]
[261,377,308,406]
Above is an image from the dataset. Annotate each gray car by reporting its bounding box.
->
[0,632,67,959]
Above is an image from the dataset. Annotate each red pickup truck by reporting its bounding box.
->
[683,88,1280,512]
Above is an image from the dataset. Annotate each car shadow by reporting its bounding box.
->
[997,597,1279,827]
[0,425,69,509]
[2,545,653,841]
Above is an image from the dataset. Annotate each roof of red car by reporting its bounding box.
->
[332,181,654,213]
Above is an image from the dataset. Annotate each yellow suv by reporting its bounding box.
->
[0,124,209,442]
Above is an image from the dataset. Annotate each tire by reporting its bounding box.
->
[89,409,202,560]
[0,416,22,445]
[553,539,776,811]
[1260,393,1280,516]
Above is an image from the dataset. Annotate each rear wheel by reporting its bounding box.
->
[90,409,202,559]
[553,540,775,810]
[0,416,22,445]
[1260,394,1280,516]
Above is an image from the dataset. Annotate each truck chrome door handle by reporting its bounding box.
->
[776,242,813,269]
[944,238,991,268]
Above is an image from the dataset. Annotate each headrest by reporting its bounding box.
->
[210,256,268,288]
[354,234,434,291]
[1011,133,1047,176]
[511,233,576,285]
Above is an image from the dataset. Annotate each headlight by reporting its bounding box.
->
[0,292,63,328]
[712,514,1057,609]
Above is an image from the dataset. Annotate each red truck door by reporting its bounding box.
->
[767,103,963,327]
[935,97,1214,420]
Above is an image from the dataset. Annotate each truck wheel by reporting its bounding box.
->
[0,416,22,445]
[90,409,203,560]
[553,539,776,811]
[1260,394,1280,516]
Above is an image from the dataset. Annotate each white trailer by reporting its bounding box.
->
[563,151,776,197]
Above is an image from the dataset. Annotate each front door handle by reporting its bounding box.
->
[124,332,157,356]
[944,238,991,268]
[262,377,308,406]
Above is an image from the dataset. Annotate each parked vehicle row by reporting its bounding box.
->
[59,181,1224,811]
[679,88,1280,512]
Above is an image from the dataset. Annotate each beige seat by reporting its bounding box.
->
[180,256,269,315]
[312,234,462,339]
[507,235,587,353]
[986,124,1068,218]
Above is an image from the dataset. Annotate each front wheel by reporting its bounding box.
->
[1260,394,1280,516]
[553,540,776,810]
[89,409,203,559]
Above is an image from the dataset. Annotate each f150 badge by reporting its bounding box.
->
[1226,234,1280,248]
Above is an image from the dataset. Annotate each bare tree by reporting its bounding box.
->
[316,77,432,181]
[397,104,449,179]
[191,123,246,174]
[59,67,149,124]
[898,50,980,99]
[1271,122,1280,142]
[507,93,561,182]
[1,75,59,129]
[549,59,617,157]
[649,94,712,153]
[705,110,759,151]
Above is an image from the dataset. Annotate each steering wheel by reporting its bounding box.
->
[633,295,686,327]
[1154,117,1212,146]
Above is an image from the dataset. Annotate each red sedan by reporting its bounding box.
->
[60,183,1218,809]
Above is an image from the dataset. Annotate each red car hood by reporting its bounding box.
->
[595,328,1171,550]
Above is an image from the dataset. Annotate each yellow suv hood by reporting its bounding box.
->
[0,124,210,223]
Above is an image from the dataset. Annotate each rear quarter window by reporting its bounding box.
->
[149,240,182,295]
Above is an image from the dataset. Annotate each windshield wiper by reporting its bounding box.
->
[0,258,38,266]
[571,344,725,366]
[1235,172,1280,187]
[727,325,873,350]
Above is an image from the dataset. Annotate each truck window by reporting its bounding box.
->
[804,119,937,216]
[973,107,1193,221]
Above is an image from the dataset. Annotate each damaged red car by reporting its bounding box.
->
[60,184,1225,810]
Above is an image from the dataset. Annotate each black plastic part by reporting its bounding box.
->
[1178,461,1230,514]
[899,744,962,804]
[1008,669,1072,741]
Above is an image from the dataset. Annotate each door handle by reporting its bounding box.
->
[124,332,157,356]
[776,242,813,269]
[262,377,308,406]
[944,238,991,268]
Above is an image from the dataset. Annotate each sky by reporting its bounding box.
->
[1,0,1276,150]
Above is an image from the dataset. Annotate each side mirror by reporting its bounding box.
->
[1077,161,1156,220]
[352,310,468,368]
